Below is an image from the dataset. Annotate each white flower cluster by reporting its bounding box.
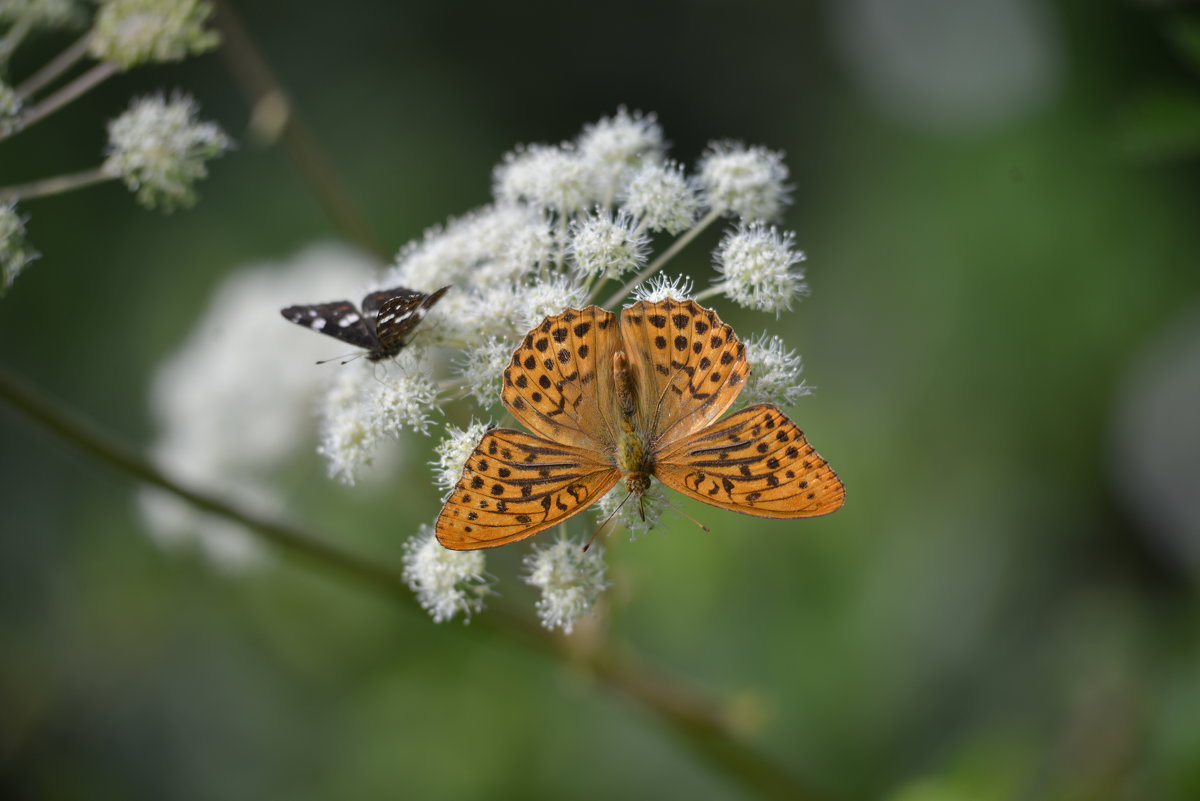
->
[0,203,36,295]
[0,83,21,137]
[0,0,85,29]
[712,222,807,316]
[592,482,667,542]
[129,109,816,628]
[139,244,378,568]
[741,332,812,408]
[90,0,219,69]
[102,93,231,210]
[186,110,821,630]
[402,526,493,623]
[523,536,610,634]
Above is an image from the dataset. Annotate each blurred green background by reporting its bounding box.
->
[3,0,1200,799]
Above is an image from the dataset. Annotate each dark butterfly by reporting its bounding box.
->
[281,285,450,362]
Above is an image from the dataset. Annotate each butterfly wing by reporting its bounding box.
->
[500,305,621,453]
[654,403,845,518]
[281,301,376,351]
[366,285,450,358]
[619,299,749,447]
[436,428,621,550]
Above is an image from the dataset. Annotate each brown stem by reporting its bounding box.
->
[211,0,389,263]
[0,362,829,801]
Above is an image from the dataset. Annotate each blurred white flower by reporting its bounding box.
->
[569,209,648,280]
[455,336,514,407]
[390,204,546,293]
[317,347,439,484]
[593,481,666,542]
[741,332,812,407]
[432,420,493,498]
[697,141,790,222]
[493,143,593,215]
[516,276,587,332]
[403,526,493,623]
[621,161,700,235]
[1,202,37,295]
[576,107,664,203]
[523,535,609,634]
[139,243,377,568]
[90,0,219,69]
[831,0,1061,135]
[102,93,231,211]
[0,0,85,29]
[0,82,21,137]
[713,222,808,315]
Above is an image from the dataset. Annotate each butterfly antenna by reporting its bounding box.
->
[584,491,635,552]
[660,495,710,533]
[315,351,367,366]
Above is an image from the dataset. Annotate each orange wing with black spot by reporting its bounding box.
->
[618,299,749,446]
[654,404,845,518]
[435,428,621,550]
[500,305,621,453]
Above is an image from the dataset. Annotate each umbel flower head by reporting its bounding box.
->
[102,93,231,211]
[90,0,220,69]
[151,110,833,629]
[1,203,38,295]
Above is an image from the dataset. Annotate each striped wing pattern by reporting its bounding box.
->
[656,404,845,518]
[435,428,621,550]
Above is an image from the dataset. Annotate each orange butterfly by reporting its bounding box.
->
[435,299,844,550]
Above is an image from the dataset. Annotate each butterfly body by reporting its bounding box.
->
[282,285,449,361]
[436,299,844,550]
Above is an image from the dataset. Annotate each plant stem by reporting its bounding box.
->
[692,283,724,303]
[0,166,111,203]
[211,0,389,263]
[600,207,722,308]
[5,61,118,141]
[0,362,831,801]
[0,14,33,64]
[16,31,94,99]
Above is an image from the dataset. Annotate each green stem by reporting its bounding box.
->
[0,166,112,203]
[600,207,722,308]
[15,31,94,99]
[0,363,830,801]
[211,0,389,263]
[692,283,725,303]
[4,61,118,140]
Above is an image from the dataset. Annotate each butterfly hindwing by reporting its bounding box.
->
[501,306,621,453]
[373,285,450,356]
[619,299,749,447]
[654,403,845,518]
[436,428,621,550]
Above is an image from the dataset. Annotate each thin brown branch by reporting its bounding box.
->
[0,166,111,203]
[211,0,389,262]
[16,31,94,99]
[0,362,829,801]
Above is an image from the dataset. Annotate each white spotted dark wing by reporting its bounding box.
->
[280,300,376,351]
[370,285,450,358]
[281,285,450,361]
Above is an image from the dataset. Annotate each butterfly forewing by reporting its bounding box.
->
[655,403,845,518]
[436,428,621,549]
[501,306,621,453]
[619,299,749,446]
[281,300,377,351]
[281,285,449,361]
